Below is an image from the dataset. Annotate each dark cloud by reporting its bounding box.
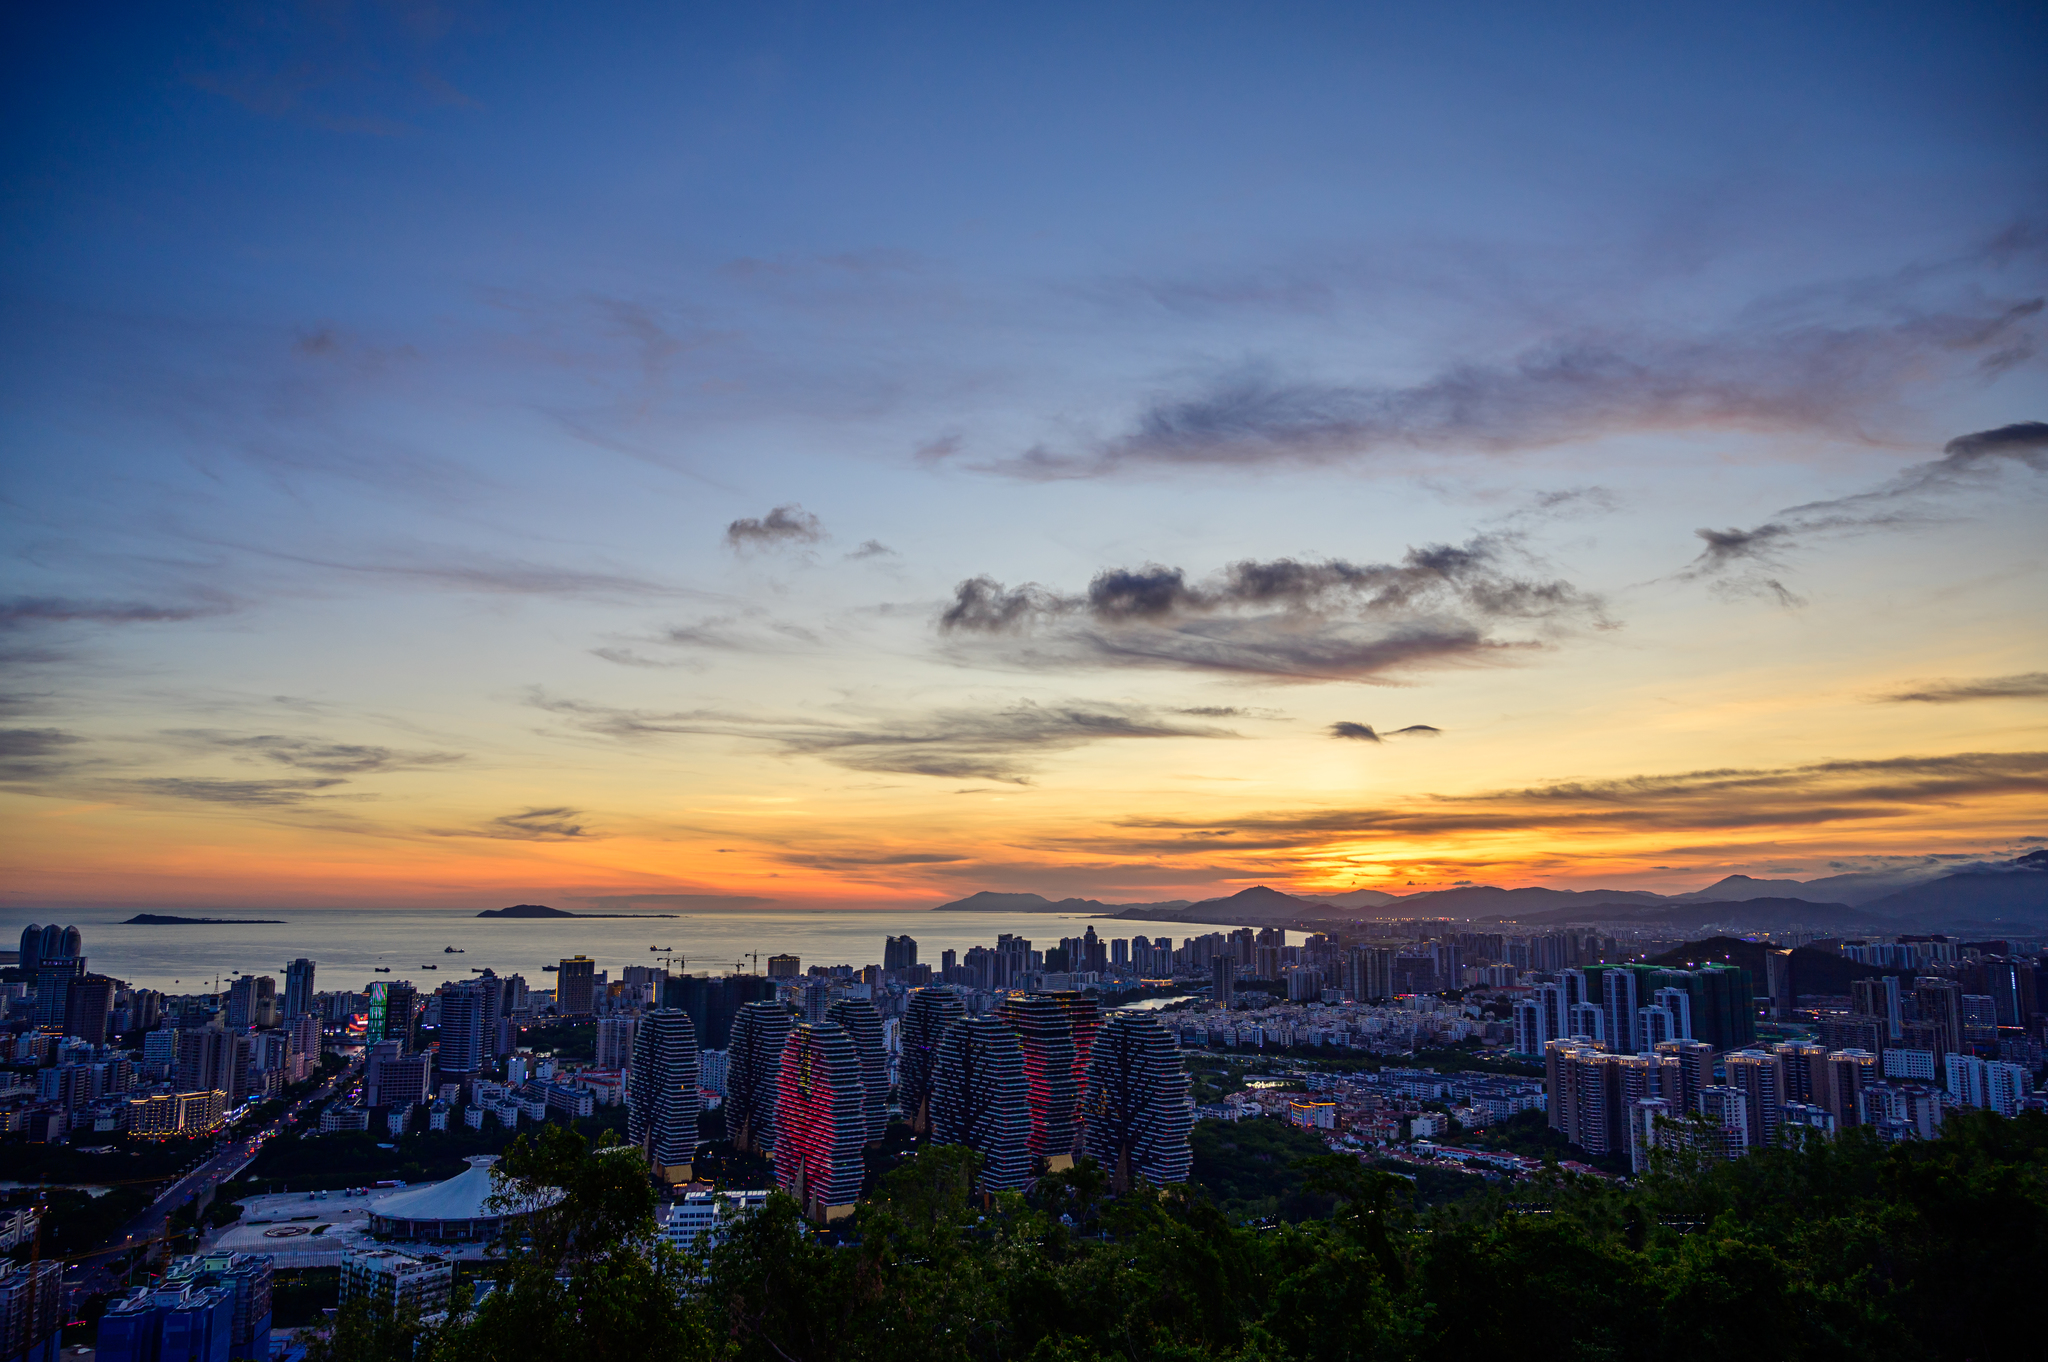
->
[1330,721,1440,742]
[476,807,592,841]
[0,728,88,782]
[1880,673,2048,704]
[939,533,1606,682]
[129,776,348,806]
[0,597,231,628]
[1939,420,2048,467]
[847,540,898,560]
[1056,750,2048,855]
[725,504,824,550]
[986,302,2043,478]
[167,731,465,775]
[525,690,1234,784]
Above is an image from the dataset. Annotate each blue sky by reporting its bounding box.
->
[3,2,2044,910]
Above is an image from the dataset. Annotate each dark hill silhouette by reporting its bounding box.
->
[1644,936,1893,995]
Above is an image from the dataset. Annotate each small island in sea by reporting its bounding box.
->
[475,903,676,918]
[121,914,286,925]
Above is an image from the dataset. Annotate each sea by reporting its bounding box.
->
[2,908,1296,995]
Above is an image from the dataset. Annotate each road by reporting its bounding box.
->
[75,1062,358,1271]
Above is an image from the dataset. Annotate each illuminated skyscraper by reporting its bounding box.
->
[1081,1012,1192,1191]
[1001,994,1080,1161]
[774,1020,866,1223]
[726,1001,793,1155]
[826,996,888,1145]
[629,1008,701,1185]
[931,1014,1031,1193]
[900,989,966,1134]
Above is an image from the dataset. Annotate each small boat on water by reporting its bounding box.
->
[421,964,438,970]
[444,946,464,953]
[374,966,391,973]
[542,963,558,972]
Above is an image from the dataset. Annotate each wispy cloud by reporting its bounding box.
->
[0,596,233,628]
[448,807,595,841]
[526,690,1235,783]
[128,776,349,806]
[1055,750,2048,856]
[0,728,89,782]
[938,533,1608,683]
[166,730,465,775]
[1680,420,2048,600]
[847,539,897,560]
[1879,672,2048,704]
[725,504,824,550]
[982,302,2042,479]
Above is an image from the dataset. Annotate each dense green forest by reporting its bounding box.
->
[307,1111,2044,1362]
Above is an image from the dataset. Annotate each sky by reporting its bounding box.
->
[2,1,2045,913]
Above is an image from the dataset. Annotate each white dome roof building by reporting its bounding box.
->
[368,1156,557,1243]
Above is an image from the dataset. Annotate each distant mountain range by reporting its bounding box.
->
[928,849,2048,931]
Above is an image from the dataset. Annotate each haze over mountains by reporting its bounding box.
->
[930,850,2048,931]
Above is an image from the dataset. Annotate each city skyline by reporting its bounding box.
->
[4,4,2045,915]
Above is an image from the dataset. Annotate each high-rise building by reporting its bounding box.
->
[1081,1012,1192,1191]
[883,936,918,972]
[628,1009,701,1185]
[1772,1041,1826,1104]
[18,923,82,974]
[177,1027,242,1103]
[288,1013,320,1083]
[1001,994,1080,1162]
[31,955,86,1033]
[63,973,115,1046]
[226,975,277,1030]
[1817,1049,1876,1128]
[726,1001,794,1154]
[382,983,418,1052]
[436,982,488,1078]
[1697,1085,1751,1158]
[1512,997,1547,1055]
[161,1251,274,1361]
[1850,976,1901,1040]
[1602,968,1642,1054]
[364,1039,430,1108]
[932,1015,1031,1193]
[825,997,888,1145]
[1764,949,1794,1022]
[1722,1050,1785,1149]
[765,954,801,979]
[774,1021,867,1223]
[1210,955,1235,1008]
[900,989,967,1134]
[1913,978,1963,1059]
[596,1017,637,1071]
[283,959,317,1020]
[557,957,597,1015]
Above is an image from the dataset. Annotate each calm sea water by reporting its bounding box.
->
[2,909,1294,995]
